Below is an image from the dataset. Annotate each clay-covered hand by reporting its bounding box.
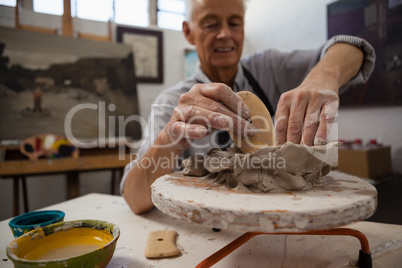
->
[162,83,256,151]
[275,79,339,146]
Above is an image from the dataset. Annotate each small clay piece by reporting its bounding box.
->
[144,230,181,259]
[229,91,276,153]
[182,154,208,176]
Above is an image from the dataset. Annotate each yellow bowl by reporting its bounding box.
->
[6,220,120,268]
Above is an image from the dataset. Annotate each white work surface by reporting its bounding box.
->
[1,193,401,268]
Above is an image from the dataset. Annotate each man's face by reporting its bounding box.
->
[185,0,245,75]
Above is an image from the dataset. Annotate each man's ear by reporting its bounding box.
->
[182,21,195,45]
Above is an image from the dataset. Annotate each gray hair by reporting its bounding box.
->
[184,0,247,22]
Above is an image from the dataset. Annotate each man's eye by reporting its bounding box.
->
[229,21,242,27]
[204,23,217,29]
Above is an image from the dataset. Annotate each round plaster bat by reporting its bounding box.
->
[229,91,276,152]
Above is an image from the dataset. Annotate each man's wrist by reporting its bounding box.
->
[302,63,341,94]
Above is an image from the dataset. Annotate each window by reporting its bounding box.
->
[34,0,63,16]
[114,0,148,27]
[157,0,185,31]
[0,0,185,30]
[0,0,16,7]
[73,0,149,26]
[75,0,113,22]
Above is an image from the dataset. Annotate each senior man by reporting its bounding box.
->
[121,0,375,214]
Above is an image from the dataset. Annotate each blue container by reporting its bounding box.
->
[9,210,65,238]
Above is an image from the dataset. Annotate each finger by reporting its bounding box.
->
[314,98,339,145]
[274,94,291,145]
[286,93,309,144]
[170,121,208,140]
[195,83,251,119]
[179,94,242,129]
[301,105,321,146]
[174,105,255,136]
[178,86,254,136]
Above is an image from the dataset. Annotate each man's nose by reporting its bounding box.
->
[217,24,231,39]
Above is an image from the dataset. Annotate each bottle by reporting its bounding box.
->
[366,139,381,150]
[351,138,363,150]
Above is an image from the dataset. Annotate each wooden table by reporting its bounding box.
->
[0,145,132,216]
[1,193,401,267]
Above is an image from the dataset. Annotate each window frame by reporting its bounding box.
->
[156,0,185,31]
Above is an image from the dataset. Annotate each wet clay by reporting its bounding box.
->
[182,142,339,193]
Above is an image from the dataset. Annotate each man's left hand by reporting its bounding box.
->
[275,78,339,146]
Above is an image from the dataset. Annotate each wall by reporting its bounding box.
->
[1,0,401,221]
[243,0,333,54]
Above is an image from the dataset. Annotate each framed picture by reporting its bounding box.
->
[0,27,141,141]
[327,0,402,106]
[117,26,163,83]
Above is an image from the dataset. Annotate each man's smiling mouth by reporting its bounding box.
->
[215,47,234,52]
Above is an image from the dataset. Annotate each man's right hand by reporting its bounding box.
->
[162,83,256,151]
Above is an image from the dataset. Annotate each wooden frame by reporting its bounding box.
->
[116,26,164,83]
[15,0,58,35]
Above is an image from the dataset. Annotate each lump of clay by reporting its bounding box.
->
[181,154,209,177]
[182,142,339,193]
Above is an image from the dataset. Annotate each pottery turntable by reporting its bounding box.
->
[151,92,378,267]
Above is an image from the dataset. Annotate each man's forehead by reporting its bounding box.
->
[192,0,245,18]
[199,13,244,22]
[192,0,244,4]
[192,0,244,10]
